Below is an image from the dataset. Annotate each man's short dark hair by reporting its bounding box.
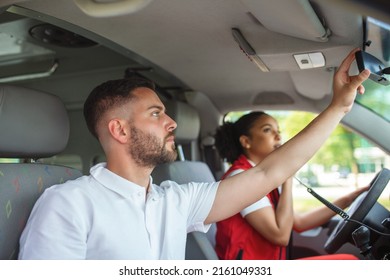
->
[83,76,155,139]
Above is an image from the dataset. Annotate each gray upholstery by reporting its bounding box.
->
[0,84,82,259]
[152,160,218,260]
[152,100,218,260]
[152,161,216,185]
[165,100,200,143]
[0,84,69,158]
[0,164,82,259]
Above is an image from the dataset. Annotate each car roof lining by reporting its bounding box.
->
[1,0,388,154]
[9,0,363,107]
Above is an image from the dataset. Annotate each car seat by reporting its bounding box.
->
[0,84,82,259]
[152,100,219,260]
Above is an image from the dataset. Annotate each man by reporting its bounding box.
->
[19,49,369,259]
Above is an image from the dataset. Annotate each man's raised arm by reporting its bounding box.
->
[206,48,370,224]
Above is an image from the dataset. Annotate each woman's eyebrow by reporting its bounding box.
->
[259,123,273,128]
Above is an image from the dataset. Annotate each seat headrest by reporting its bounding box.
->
[165,101,200,143]
[0,84,69,158]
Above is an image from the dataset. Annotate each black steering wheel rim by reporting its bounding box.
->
[324,168,390,254]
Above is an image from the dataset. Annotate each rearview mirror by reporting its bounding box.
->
[355,50,389,86]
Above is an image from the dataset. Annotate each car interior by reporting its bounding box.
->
[0,84,82,259]
[0,0,389,260]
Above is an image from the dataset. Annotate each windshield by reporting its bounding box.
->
[355,17,390,121]
[224,110,390,211]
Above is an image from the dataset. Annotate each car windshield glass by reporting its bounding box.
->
[224,110,390,211]
[355,17,390,122]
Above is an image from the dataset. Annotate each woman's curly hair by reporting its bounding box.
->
[214,111,267,164]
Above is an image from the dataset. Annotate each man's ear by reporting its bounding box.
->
[107,119,128,143]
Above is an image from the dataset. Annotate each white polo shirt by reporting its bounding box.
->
[18,163,219,260]
[228,162,274,217]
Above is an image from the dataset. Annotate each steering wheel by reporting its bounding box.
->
[324,168,390,254]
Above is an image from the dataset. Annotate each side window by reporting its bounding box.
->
[0,159,20,163]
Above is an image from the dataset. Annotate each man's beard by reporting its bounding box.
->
[129,125,177,168]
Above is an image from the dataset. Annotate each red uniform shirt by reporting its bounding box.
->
[215,155,286,260]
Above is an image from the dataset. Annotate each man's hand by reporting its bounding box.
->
[331,48,370,114]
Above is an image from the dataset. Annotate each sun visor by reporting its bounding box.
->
[240,0,330,42]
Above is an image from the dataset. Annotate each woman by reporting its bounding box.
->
[214,111,368,260]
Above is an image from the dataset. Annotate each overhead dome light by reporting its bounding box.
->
[294,52,326,69]
[73,0,154,17]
